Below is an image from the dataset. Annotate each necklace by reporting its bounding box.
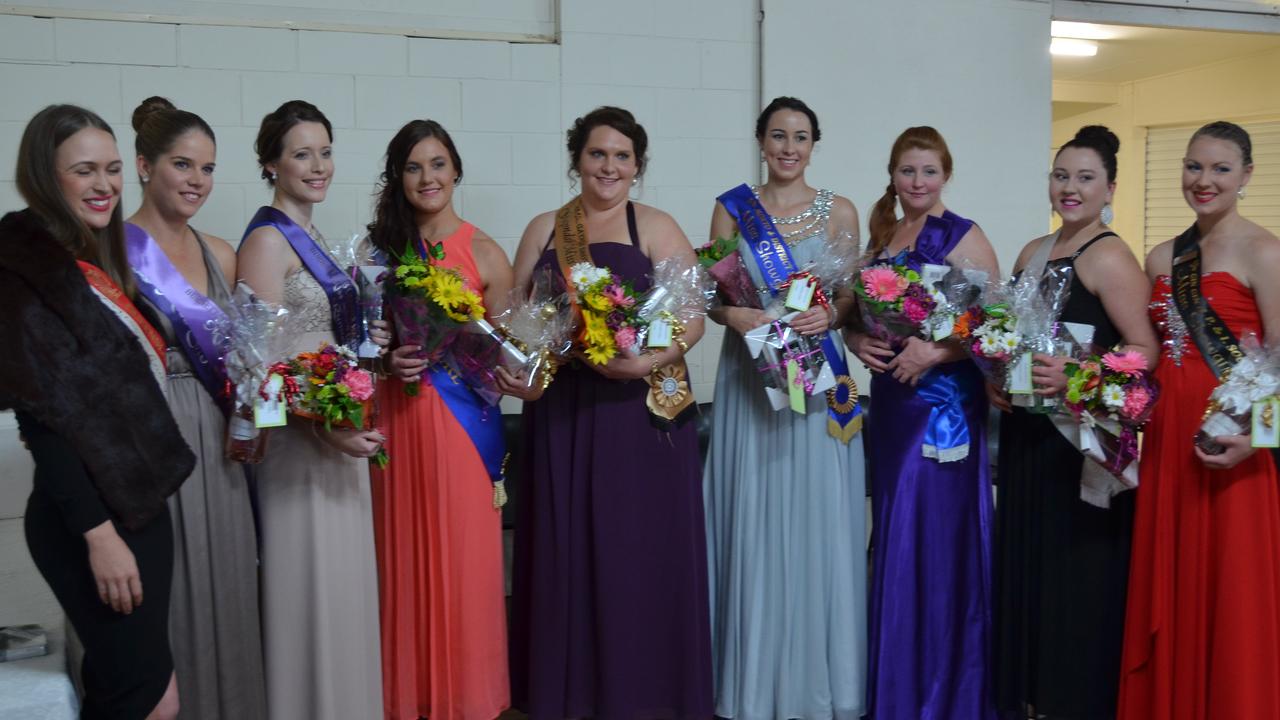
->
[751,186,834,244]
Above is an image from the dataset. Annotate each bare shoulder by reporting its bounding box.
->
[632,202,684,235]
[239,223,288,252]
[198,230,237,260]
[1145,238,1175,279]
[469,226,511,264]
[1245,220,1280,262]
[830,194,859,225]
[518,210,557,250]
[1012,233,1052,273]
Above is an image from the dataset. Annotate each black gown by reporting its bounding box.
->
[20,412,175,720]
[994,234,1135,719]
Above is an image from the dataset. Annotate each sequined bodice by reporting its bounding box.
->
[750,186,834,246]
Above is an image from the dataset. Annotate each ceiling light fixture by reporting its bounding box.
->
[1051,21,1116,40]
[1051,38,1099,56]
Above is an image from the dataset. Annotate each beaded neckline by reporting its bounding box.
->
[751,186,834,245]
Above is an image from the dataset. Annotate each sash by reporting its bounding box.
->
[125,223,231,414]
[243,206,361,350]
[552,196,697,430]
[718,183,862,442]
[426,364,508,507]
[1170,223,1280,467]
[77,260,167,387]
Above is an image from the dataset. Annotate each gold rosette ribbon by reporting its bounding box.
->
[647,360,696,430]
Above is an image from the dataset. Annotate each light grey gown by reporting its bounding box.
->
[257,264,384,720]
[703,200,868,720]
[145,232,267,720]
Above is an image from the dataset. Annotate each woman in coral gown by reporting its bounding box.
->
[372,119,514,720]
[1119,120,1280,719]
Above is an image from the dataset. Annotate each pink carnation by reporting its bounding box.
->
[1121,385,1151,420]
[902,295,931,324]
[1103,350,1147,377]
[614,326,637,350]
[342,368,375,401]
[862,266,908,302]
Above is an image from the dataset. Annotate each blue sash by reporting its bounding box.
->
[242,206,362,350]
[125,223,231,414]
[718,183,862,442]
[409,238,508,502]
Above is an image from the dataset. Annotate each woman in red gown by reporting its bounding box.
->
[1120,121,1280,719]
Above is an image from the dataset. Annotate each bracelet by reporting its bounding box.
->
[651,356,662,376]
[675,338,689,355]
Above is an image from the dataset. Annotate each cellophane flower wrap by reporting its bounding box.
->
[920,262,989,342]
[265,343,388,467]
[329,232,387,360]
[967,265,1072,390]
[1059,349,1159,479]
[1196,333,1280,454]
[220,281,298,462]
[442,267,576,403]
[569,261,642,365]
[385,243,485,393]
[695,233,762,309]
[630,255,717,353]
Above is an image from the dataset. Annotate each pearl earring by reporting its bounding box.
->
[140,176,150,184]
[1238,187,1247,200]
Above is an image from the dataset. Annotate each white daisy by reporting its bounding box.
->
[1101,383,1126,410]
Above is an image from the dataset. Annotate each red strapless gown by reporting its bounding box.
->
[1118,273,1280,719]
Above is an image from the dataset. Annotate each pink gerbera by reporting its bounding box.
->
[342,368,375,401]
[604,284,634,307]
[1103,350,1147,377]
[861,266,908,303]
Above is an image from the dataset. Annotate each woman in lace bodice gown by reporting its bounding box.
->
[702,97,867,720]
[1118,121,1280,720]
[236,100,385,720]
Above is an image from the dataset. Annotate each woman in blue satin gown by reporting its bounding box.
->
[846,126,1000,720]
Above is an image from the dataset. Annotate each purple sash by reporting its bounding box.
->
[124,222,231,413]
[242,206,361,350]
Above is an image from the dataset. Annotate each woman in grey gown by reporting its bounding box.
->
[702,96,868,720]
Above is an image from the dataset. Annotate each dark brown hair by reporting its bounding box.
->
[367,119,464,257]
[15,104,134,297]
[254,100,332,185]
[866,126,954,257]
[1190,120,1253,166]
[131,96,216,174]
[1057,124,1119,183]
[566,106,648,180]
[755,96,821,142]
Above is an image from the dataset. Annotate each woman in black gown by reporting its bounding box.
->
[992,125,1160,719]
[0,104,194,719]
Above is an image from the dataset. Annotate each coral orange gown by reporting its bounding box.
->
[372,222,510,720]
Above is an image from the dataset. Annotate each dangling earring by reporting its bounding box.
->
[1238,187,1247,200]
[631,177,638,186]
[1100,203,1114,225]
[271,171,278,181]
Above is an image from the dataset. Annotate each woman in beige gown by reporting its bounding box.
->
[237,100,385,720]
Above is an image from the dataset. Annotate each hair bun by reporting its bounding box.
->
[1073,124,1120,156]
[131,96,176,132]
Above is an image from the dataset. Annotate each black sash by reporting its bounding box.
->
[1170,223,1277,463]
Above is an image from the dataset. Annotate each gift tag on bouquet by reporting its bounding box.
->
[931,313,956,341]
[1252,397,1280,448]
[647,318,673,348]
[254,374,289,428]
[784,277,816,312]
[1008,352,1034,395]
[786,360,806,414]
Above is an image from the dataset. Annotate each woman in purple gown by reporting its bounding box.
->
[846,126,1001,720]
[504,106,713,720]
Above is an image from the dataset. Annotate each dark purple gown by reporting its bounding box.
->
[865,210,997,719]
[510,215,713,720]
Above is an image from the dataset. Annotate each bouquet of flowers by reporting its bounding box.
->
[221,282,298,464]
[855,251,934,340]
[442,268,576,404]
[695,233,761,309]
[920,263,989,342]
[1060,349,1160,483]
[1196,333,1280,454]
[568,261,643,365]
[385,244,485,393]
[630,255,717,353]
[263,343,388,467]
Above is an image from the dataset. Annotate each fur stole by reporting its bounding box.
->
[0,209,194,530]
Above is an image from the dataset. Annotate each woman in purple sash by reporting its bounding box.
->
[846,126,1000,719]
[123,96,267,720]
[236,100,384,720]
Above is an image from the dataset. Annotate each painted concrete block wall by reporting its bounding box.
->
[0,0,760,624]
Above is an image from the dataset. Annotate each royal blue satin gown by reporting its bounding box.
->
[864,210,997,719]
